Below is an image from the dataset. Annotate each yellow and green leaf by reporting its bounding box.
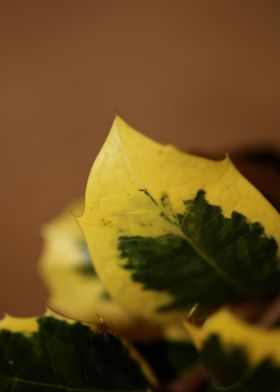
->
[0,311,156,391]
[184,309,280,391]
[79,116,280,323]
[39,200,161,340]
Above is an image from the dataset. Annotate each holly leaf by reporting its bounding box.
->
[0,311,155,391]
[39,200,161,341]
[79,116,280,323]
[184,309,280,391]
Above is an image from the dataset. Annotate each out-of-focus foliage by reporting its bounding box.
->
[3,116,279,391]
[0,311,155,391]
[185,309,280,391]
[39,200,161,341]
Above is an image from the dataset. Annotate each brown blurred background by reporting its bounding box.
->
[0,0,279,316]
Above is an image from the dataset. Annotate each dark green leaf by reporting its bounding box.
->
[0,316,152,392]
[119,189,280,315]
[200,335,280,391]
[136,339,199,383]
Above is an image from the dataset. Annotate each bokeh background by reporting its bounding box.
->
[0,0,279,316]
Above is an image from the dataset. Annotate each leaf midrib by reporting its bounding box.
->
[179,215,251,296]
[151,192,251,297]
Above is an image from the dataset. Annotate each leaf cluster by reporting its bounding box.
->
[1,117,280,391]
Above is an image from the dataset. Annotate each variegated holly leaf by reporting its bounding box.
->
[79,116,280,323]
[184,309,280,391]
[0,311,156,391]
[39,200,161,341]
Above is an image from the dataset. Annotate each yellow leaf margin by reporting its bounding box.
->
[184,309,280,367]
[78,116,280,323]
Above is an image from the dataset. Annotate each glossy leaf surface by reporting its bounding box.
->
[79,116,280,322]
[0,313,154,391]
